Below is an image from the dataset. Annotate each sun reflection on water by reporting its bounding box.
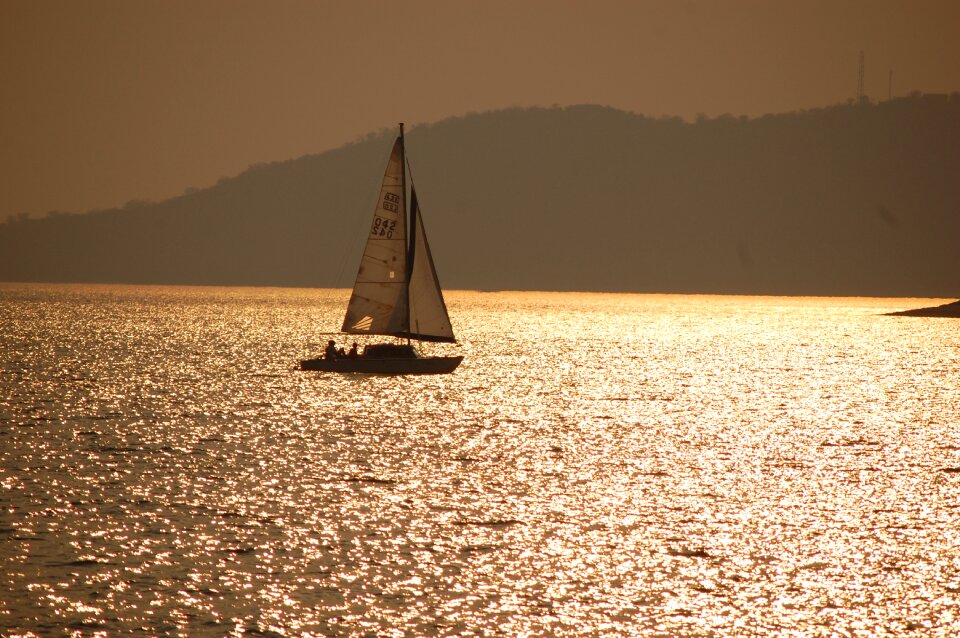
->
[1,285,959,635]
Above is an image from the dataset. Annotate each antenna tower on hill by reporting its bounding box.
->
[857,51,865,102]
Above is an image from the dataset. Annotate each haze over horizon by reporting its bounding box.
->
[2,0,960,222]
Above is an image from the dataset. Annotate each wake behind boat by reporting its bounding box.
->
[299,124,463,375]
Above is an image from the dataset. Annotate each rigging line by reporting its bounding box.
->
[405,157,417,195]
[405,157,435,225]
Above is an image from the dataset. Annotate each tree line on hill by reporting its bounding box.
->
[2,93,958,297]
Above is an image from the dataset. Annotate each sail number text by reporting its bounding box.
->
[372,192,401,238]
[372,217,397,238]
[382,192,400,212]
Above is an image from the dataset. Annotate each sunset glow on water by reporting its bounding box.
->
[2,284,959,636]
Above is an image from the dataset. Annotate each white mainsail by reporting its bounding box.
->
[342,138,408,336]
[341,130,456,344]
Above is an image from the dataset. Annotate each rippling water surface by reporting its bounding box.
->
[2,284,959,636]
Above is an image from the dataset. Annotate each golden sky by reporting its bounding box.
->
[1,0,958,220]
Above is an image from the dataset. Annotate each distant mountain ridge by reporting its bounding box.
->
[2,94,958,296]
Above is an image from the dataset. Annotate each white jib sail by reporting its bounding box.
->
[407,188,456,342]
[342,138,409,336]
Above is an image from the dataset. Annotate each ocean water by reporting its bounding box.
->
[1,283,959,637]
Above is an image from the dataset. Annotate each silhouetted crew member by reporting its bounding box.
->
[325,340,338,359]
[347,342,359,358]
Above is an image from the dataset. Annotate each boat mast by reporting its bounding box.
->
[399,122,411,346]
[399,123,408,253]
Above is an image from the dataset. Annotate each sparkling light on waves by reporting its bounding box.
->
[1,285,958,636]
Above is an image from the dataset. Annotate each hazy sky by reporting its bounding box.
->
[2,0,958,221]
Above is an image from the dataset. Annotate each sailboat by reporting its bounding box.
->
[299,124,463,374]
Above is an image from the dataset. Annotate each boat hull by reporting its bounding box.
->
[299,355,463,375]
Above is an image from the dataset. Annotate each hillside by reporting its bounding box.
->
[2,94,958,296]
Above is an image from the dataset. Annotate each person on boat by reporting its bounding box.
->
[347,342,359,358]
[324,340,338,359]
